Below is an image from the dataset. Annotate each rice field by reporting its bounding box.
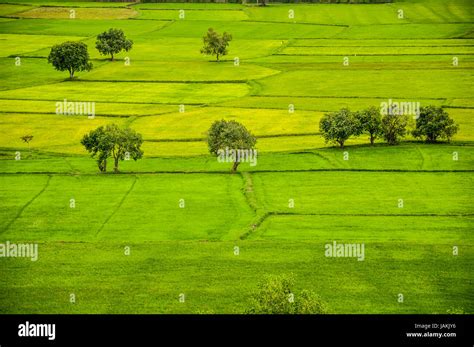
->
[0,0,472,314]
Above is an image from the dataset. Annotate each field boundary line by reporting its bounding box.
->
[240,172,267,235]
[289,45,474,48]
[0,80,67,94]
[240,172,258,212]
[309,151,336,167]
[273,53,474,56]
[254,95,448,100]
[212,104,474,112]
[0,111,132,118]
[95,175,138,236]
[78,79,247,84]
[8,3,132,9]
[139,18,176,35]
[144,132,321,143]
[1,169,473,176]
[62,157,75,173]
[0,97,206,106]
[240,211,271,240]
[135,8,245,12]
[0,3,33,8]
[241,210,474,239]
[293,37,474,41]
[241,19,348,28]
[265,212,474,217]
[1,175,52,233]
[415,146,426,170]
[245,168,474,173]
[443,105,474,109]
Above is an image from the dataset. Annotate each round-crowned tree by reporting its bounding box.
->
[412,106,458,142]
[381,113,409,145]
[319,108,360,148]
[96,28,133,61]
[355,106,383,145]
[48,41,92,79]
[200,28,232,62]
[207,119,256,172]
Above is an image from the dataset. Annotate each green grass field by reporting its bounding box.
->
[0,0,473,314]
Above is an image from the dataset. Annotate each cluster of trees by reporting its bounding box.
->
[48,28,133,79]
[65,28,456,174]
[246,274,327,314]
[81,106,458,173]
[319,105,459,148]
[81,124,143,173]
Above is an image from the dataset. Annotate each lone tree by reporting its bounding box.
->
[201,28,232,62]
[96,28,133,61]
[381,113,409,145]
[207,119,256,172]
[319,108,360,148]
[246,274,328,314]
[20,135,34,155]
[355,106,383,145]
[412,106,458,143]
[48,41,92,79]
[81,124,143,173]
